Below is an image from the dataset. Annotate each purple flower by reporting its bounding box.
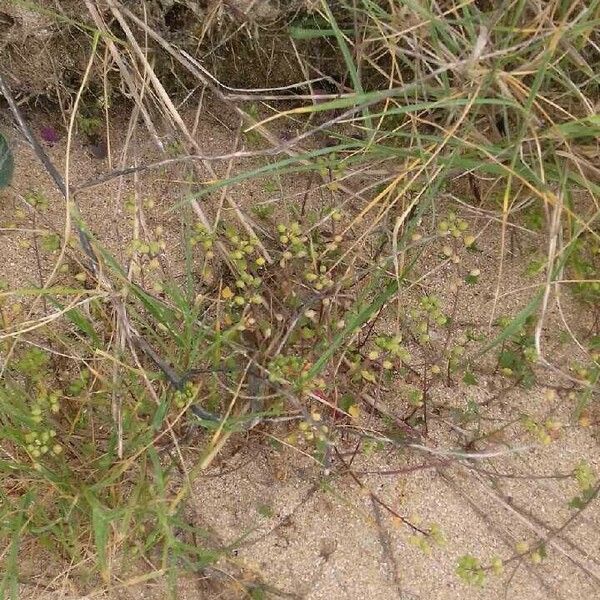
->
[40,126,60,145]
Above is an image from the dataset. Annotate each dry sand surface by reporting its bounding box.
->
[2,107,599,600]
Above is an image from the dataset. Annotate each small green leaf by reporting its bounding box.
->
[490,556,504,575]
[360,369,376,383]
[41,233,61,252]
[569,485,597,509]
[499,350,518,370]
[0,132,14,188]
[569,495,586,510]
[457,554,485,586]
[152,399,170,431]
[340,394,354,412]
[463,371,478,386]
[91,504,111,578]
[63,307,100,347]
[574,460,596,490]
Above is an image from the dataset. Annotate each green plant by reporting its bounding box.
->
[0,132,14,188]
[495,315,537,387]
[457,554,486,586]
[2,0,599,596]
[76,114,102,137]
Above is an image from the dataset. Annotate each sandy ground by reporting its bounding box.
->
[2,103,599,600]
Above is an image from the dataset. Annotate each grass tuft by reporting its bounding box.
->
[1,0,599,596]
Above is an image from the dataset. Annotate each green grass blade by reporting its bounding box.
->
[320,1,373,134]
[0,132,14,188]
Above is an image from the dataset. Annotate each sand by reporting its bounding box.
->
[2,103,599,600]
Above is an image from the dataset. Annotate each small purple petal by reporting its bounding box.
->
[40,126,60,144]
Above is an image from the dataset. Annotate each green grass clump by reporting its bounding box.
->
[1,0,599,596]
